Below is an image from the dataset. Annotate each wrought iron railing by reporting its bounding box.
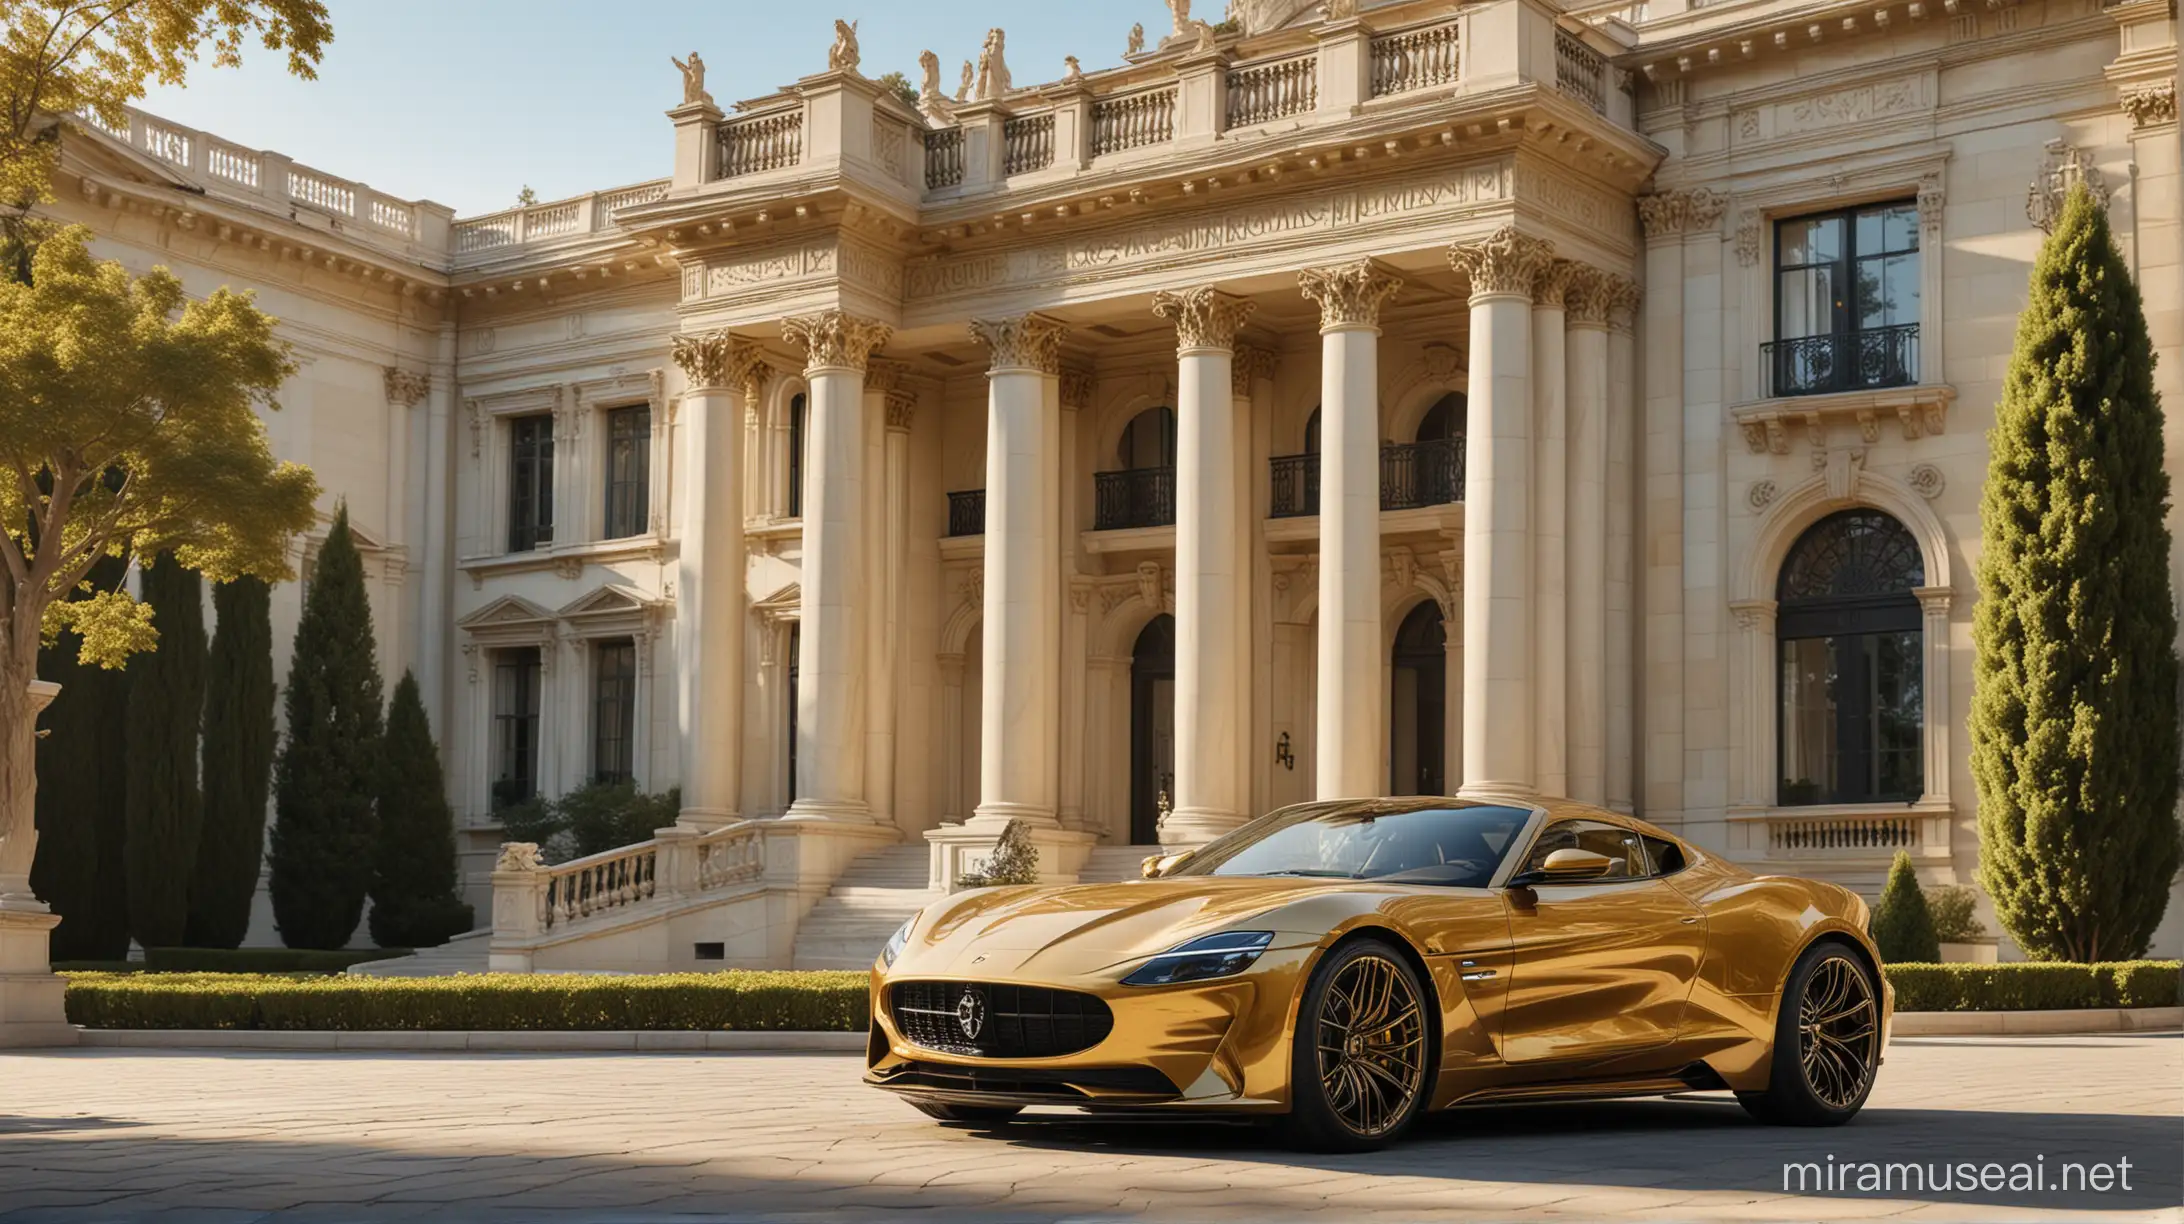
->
[1270,453,1321,518]
[1093,467,1176,530]
[924,126,966,189]
[946,489,986,537]
[1380,438,1467,511]
[1760,323,1919,398]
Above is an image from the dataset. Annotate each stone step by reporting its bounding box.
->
[347,930,492,977]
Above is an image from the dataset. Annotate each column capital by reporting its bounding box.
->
[1912,584,1953,615]
[1232,344,1276,397]
[1728,597,1778,632]
[885,389,918,432]
[865,356,912,392]
[1565,264,1615,328]
[782,310,893,374]
[1448,226,1556,302]
[1059,366,1096,410]
[670,327,749,391]
[969,313,1069,375]
[1607,275,1642,332]
[1637,187,1728,242]
[1297,258,1404,332]
[1533,259,1581,310]
[1152,286,1256,352]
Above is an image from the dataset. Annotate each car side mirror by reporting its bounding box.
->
[1141,851,1192,879]
[1507,848,1615,889]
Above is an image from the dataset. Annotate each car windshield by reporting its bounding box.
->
[1170,801,1534,887]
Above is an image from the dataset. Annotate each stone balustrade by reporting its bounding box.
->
[1555,28,1609,113]
[490,823,768,946]
[449,179,670,263]
[1091,84,1179,156]
[1002,111,1056,175]
[1370,20,1462,97]
[716,107,805,179]
[1226,52,1319,129]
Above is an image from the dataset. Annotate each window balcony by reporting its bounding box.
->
[1267,437,1468,519]
[946,489,986,538]
[1094,467,1176,531]
[1760,323,1919,399]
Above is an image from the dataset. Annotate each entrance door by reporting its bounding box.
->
[1130,615,1176,844]
[1390,601,1447,795]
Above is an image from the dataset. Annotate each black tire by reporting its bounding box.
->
[911,1101,1023,1125]
[1738,939,1881,1126]
[1282,937,1433,1152]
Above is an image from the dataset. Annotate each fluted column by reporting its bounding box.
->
[668,330,759,829]
[781,310,892,823]
[1565,267,1614,807]
[1532,261,1574,799]
[1605,276,1641,811]
[1153,287,1256,841]
[1449,227,1555,798]
[971,313,1069,828]
[1299,260,1404,799]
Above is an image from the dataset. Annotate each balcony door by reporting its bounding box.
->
[1390,601,1447,796]
[1096,407,1178,530]
[1772,202,1920,396]
[1129,614,1176,845]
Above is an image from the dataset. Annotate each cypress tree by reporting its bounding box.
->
[186,577,277,948]
[122,553,206,950]
[368,672,473,948]
[269,504,383,950]
[1870,850,1940,964]
[1971,183,2182,962]
[30,555,132,961]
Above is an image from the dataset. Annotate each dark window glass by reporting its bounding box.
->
[1770,201,1920,396]
[1095,407,1179,530]
[1416,393,1464,442]
[786,624,801,802]
[1641,834,1686,877]
[508,415,555,552]
[1303,407,1322,455]
[1776,510,1926,805]
[1178,801,1533,887]
[1118,406,1177,469]
[1517,820,1645,879]
[492,648,542,809]
[787,393,807,518]
[592,639,637,785]
[603,406,651,540]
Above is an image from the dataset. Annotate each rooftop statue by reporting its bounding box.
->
[956,59,974,102]
[975,28,1011,100]
[917,49,957,122]
[1127,22,1145,55]
[1167,0,1192,37]
[1062,55,1084,83]
[671,51,713,107]
[828,18,861,73]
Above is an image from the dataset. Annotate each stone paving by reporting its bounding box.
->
[0,1034,2177,1222]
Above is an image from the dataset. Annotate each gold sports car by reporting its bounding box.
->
[865,797,1891,1150]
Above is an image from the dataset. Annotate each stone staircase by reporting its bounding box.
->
[348,928,492,977]
[790,846,939,970]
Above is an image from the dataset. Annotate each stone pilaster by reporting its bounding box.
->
[1565,266,1614,807]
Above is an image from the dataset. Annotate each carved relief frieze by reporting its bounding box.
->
[383,368,430,408]
[1152,286,1257,352]
[1776,75,1926,138]
[2122,82,2178,129]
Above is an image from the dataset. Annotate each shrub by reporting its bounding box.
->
[63,970,870,1031]
[1870,850,1940,963]
[123,553,207,950]
[1925,885,1985,944]
[189,576,277,949]
[1883,961,2179,1011]
[957,819,1040,889]
[369,673,472,948]
[32,554,133,961]
[495,781,680,865]
[140,947,410,974]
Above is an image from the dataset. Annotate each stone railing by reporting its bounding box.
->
[1766,813,1921,855]
[1003,111,1056,175]
[1555,29,1608,114]
[539,842,658,931]
[1370,20,1461,97]
[716,107,805,179]
[925,126,966,189]
[492,823,769,945]
[449,178,670,259]
[1091,85,1177,156]
[1226,53,1318,128]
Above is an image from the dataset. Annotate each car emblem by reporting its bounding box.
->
[956,988,986,1040]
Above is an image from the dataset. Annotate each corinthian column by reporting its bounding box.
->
[1153,287,1256,841]
[668,330,759,829]
[971,313,1069,828]
[1298,260,1403,799]
[781,310,892,823]
[1449,226,1555,798]
[1565,267,1614,807]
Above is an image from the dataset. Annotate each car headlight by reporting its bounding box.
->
[1122,930,1275,986]
[881,914,917,968]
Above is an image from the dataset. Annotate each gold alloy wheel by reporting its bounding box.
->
[1797,954,1878,1110]
[1314,953,1427,1137]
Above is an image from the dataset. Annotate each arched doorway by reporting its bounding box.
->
[1776,509,1925,804]
[1390,601,1447,795]
[1129,614,1175,844]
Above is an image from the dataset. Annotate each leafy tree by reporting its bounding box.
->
[268,502,380,950]
[0,228,317,923]
[872,69,917,111]
[29,553,128,959]
[494,781,680,866]
[0,1,331,272]
[1971,183,2182,962]
[368,672,471,949]
[186,575,274,948]
[1870,850,1939,963]
[121,552,203,948]
[514,185,536,207]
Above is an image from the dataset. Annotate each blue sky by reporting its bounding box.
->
[137,1,1179,217]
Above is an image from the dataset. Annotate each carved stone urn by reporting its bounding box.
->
[0,679,77,1047]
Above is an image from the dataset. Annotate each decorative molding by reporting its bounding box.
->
[1420,340,1464,381]
[1906,462,1946,500]
[1296,258,1405,329]
[1233,345,1277,395]
[1606,276,1642,331]
[464,398,483,458]
[969,313,1068,374]
[1637,187,1728,240]
[1152,286,1257,352]
[1747,480,1779,512]
[2122,81,2177,129]
[1059,365,1096,409]
[1448,227,1556,301]
[1916,173,1946,236]
[2026,139,2109,233]
[1733,384,1955,454]
[671,328,738,390]
[1734,210,1762,267]
[885,389,918,432]
[782,310,893,373]
[864,356,911,393]
[383,368,430,408]
[1564,265,1614,326]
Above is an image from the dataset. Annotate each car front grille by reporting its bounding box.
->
[888,980,1114,1058]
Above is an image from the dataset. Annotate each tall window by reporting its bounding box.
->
[1095,406,1178,530]
[786,624,800,802]
[1769,201,1920,397]
[1777,510,1925,806]
[508,414,555,552]
[603,405,651,540]
[492,647,542,809]
[787,392,808,518]
[592,639,637,785]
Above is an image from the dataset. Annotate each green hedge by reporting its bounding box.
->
[1883,961,2180,1012]
[142,947,413,975]
[65,971,869,1031]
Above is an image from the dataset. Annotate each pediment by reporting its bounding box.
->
[456,594,556,630]
[558,583,658,620]
[752,583,801,622]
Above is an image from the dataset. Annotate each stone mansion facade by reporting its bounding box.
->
[41,0,2184,963]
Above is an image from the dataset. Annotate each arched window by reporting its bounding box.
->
[1416,392,1464,443]
[1117,406,1177,470]
[1776,509,1925,806]
[1096,407,1178,530]
[1303,407,1321,455]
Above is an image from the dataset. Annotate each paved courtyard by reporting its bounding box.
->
[0,1034,2177,1222]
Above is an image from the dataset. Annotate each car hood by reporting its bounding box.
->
[895,876,1405,979]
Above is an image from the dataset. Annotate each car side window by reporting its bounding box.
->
[1517,820,1647,880]
[1641,834,1687,877]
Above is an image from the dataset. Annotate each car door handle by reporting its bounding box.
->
[1460,969,1497,981]
[1680,916,1700,925]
